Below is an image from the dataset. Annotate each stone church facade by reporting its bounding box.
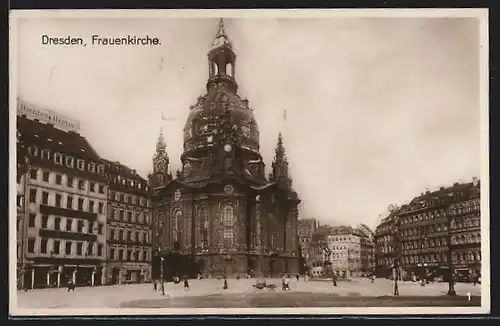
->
[149,19,300,278]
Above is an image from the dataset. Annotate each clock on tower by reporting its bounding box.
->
[154,156,167,173]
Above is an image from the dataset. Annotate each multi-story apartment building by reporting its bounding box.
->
[103,160,152,284]
[326,226,362,278]
[374,178,481,281]
[374,210,399,278]
[16,130,29,288]
[360,234,376,274]
[307,230,329,277]
[17,101,108,289]
[447,179,481,281]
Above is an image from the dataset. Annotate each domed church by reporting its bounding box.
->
[149,19,301,279]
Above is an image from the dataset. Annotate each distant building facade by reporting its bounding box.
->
[17,106,108,289]
[374,211,399,278]
[103,160,153,284]
[326,226,362,278]
[374,179,481,281]
[357,223,376,274]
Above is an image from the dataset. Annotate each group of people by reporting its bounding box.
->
[153,275,191,293]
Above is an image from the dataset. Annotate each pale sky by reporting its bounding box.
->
[16,16,482,229]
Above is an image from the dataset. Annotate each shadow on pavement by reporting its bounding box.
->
[119,292,481,308]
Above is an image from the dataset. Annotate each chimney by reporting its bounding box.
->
[453,182,459,187]
[439,186,445,191]
[473,177,479,186]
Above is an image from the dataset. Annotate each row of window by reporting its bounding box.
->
[28,214,104,234]
[451,233,481,245]
[401,224,449,237]
[108,228,150,243]
[449,200,481,216]
[400,209,448,225]
[28,189,106,214]
[450,217,481,230]
[109,208,150,225]
[328,246,355,251]
[26,237,104,256]
[109,191,149,205]
[28,146,104,175]
[402,238,448,251]
[327,236,360,243]
[109,247,150,262]
[30,168,106,194]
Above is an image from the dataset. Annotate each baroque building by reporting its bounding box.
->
[150,19,300,279]
[17,101,108,289]
[103,160,153,284]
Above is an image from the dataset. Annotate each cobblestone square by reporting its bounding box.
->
[15,277,482,309]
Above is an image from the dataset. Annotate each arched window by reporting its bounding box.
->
[222,205,234,227]
[197,207,209,248]
[222,204,235,248]
[172,209,182,247]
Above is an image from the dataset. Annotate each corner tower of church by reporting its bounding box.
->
[150,19,301,280]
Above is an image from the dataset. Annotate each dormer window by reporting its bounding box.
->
[89,163,96,173]
[54,153,63,165]
[30,146,38,156]
[41,149,50,160]
[77,159,85,171]
[66,156,74,168]
[97,164,104,174]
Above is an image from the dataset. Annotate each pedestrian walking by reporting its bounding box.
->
[67,279,75,292]
[371,275,375,283]
[332,274,338,287]
[183,278,190,291]
[296,274,300,281]
[304,273,309,282]
[283,275,291,291]
[223,276,228,290]
[153,280,157,292]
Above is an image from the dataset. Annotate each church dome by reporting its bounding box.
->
[183,85,260,153]
[182,19,260,155]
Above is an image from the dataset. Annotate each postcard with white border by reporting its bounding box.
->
[9,8,490,316]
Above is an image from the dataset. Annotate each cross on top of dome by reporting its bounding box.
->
[212,18,232,50]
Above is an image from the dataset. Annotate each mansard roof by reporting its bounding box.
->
[17,115,106,182]
[102,159,149,195]
[18,114,100,162]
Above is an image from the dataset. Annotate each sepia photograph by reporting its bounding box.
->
[9,9,489,316]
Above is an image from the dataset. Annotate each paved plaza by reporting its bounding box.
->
[15,277,481,309]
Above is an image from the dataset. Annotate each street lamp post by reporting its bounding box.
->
[160,256,165,296]
[446,195,457,296]
[392,219,401,296]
